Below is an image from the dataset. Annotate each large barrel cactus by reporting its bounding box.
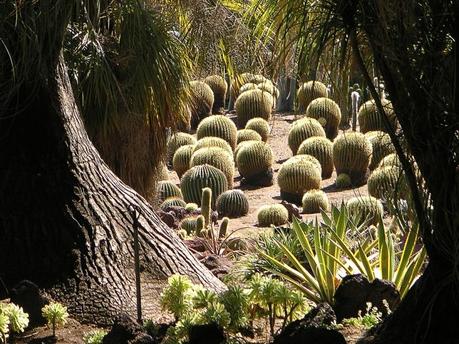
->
[239,83,258,94]
[189,80,215,128]
[204,75,227,113]
[245,117,270,142]
[160,197,187,210]
[236,141,274,184]
[216,190,250,218]
[367,166,406,201]
[297,80,328,111]
[333,132,372,185]
[194,136,233,155]
[358,99,397,133]
[365,131,396,170]
[277,156,322,204]
[297,136,334,178]
[346,196,384,226]
[157,181,183,203]
[306,97,341,139]
[257,204,289,227]
[196,115,238,150]
[302,190,330,214]
[172,144,195,179]
[235,89,273,126]
[167,132,197,162]
[234,140,258,168]
[257,80,275,95]
[237,129,262,144]
[288,117,326,154]
[190,147,235,188]
[180,164,228,207]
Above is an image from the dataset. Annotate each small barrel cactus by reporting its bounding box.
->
[236,141,274,183]
[302,189,330,214]
[239,82,258,94]
[160,197,187,210]
[306,97,341,139]
[245,117,270,142]
[194,136,233,156]
[257,204,289,227]
[257,80,275,95]
[204,75,228,113]
[189,80,215,127]
[365,131,396,170]
[378,153,401,169]
[277,156,322,204]
[335,173,352,189]
[167,132,197,162]
[346,196,384,226]
[196,115,237,150]
[216,190,249,218]
[237,129,262,144]
[288,117,326,154]
[367,166,406,200]
[333,132,372,185]
[180,216,205,235]
[358,99,397,133]
[235,89,273,126]
[157,181,183,202]
[172,144,195,179]
[180,164,228,207]
[190,147,235,188]
[185,203,199,212]
[297,136,333,178]
[296,80,328,111]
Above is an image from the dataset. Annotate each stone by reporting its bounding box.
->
[188,323,226,344]
[102,313,143,344]
[10,280,50,326]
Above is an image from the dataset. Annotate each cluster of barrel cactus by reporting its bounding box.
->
[190,147,235,188]
[167,132,196,162]
[297,136,334,178]
[245,117,270,142]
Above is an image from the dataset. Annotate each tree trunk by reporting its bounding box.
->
[0,56,224,325]
[276,76,296,112]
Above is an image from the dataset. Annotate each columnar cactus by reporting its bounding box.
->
[196,115,238,150]
[333,132,372,185]
[237,129,262,144]
[302,190,330,214]
[167,132,197,162]
[204,75,228,113]
[219,217,230,238]
[296,80,328,111]
[216,190,250,218]
[277,156,322,204]
[157,181,183,202]
[257,204,289,227]
[236,141,274,184]
[194,137,233,156]
[235,89,273,126]
[172,144,195,178]
[160,197,187,210]
[306,97,342,139]
[367,166,406,200]
[358,99,397,133]
[189,80,215,127]
[180,164,228,207]
[288,117,326,154]
[346,196,384,226]
[245,117,270,142]
[365,131,396,170]
[201,187,212,228]
[190,147,235,188]
[297,136,334,178]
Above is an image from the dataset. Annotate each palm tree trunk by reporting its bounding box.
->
[0,55,224,325]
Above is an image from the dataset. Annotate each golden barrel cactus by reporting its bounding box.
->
[288,117,326,154]
[204,75,227,113]
[235,89,273,126]
[306,97,341,139]
[196,115,237,150]
[297,80,328,111]
[358,99,397,133]
[190,147,235,188]
[297,136,334,178]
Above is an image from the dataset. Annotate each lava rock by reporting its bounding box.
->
[129,333,155,344]
[274,303,346,344]
[10,280,50,326]
[200,254,232,278]
[102,313,143,344]
[281,200,301,220]
[188,323,226,344]
[158,210,177,228]
[241,168,274,187]
[333,274,400,322]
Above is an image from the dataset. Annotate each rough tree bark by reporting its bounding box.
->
[0,56,224,325]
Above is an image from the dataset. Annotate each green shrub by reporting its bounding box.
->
[204,75,227,113]
[172,144,195,179]
[189,80,214,127]
[216,190,250,218]
[288,117,326,154]
[245,117,270,142]
[296,80,328,111]
[335,173,352,189]
[235,89,273,126]
[297,136,334,178]
[167,132,197,162]
[365,131,396,170]
[236,141,274,183]
[161,197,187,210]
[358,99,397,133]
[157,181,183,203]
[367,166,406,201]
[180,165,228,207]
[346,196,384,226]
[42,302,69,337]
[194,136,233,156]
[302,190,330,214]
[190,147,235,188]
[196,115,237,150]
[83,329,107,344]
[333,132,372,184]
[237,129,262,144]
[219,286,250,330]
[306,97,341,139]
[257,204,289,227]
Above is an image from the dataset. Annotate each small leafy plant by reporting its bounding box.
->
[160,275,195,321]
[41,302,69,337]
[83,329,107,344]
[342,303,383,329]
[0,302,30,343]
[0,312,9,344]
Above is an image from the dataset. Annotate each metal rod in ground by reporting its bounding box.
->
[129,205,142,323]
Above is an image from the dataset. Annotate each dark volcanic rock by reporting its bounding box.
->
[10,280,50,326]
[102,313,143,344]
[188,323,226,344]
